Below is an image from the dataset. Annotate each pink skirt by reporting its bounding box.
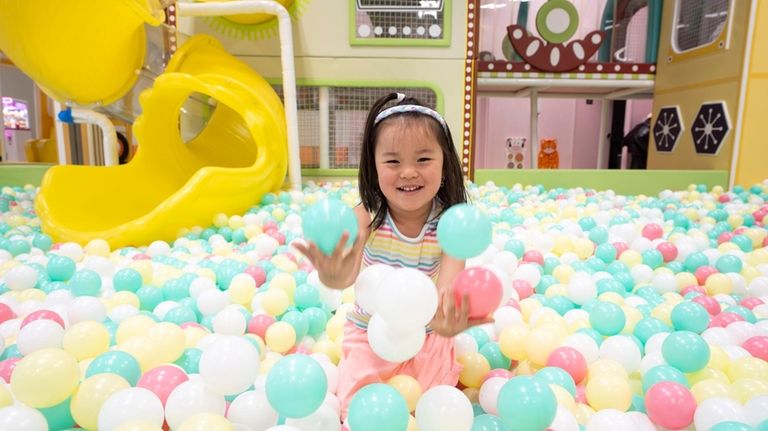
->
[336,321,463,419]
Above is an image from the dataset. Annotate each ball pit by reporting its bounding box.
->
[0,180,765,430]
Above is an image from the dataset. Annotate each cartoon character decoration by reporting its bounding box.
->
[538,138,559,169]
[505,137,526,169]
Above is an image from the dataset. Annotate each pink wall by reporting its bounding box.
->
[624,99,653,135]
[477,97,599,169]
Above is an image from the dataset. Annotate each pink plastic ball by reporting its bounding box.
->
[512,279,534,300]
[740,297,764,310]
[522,250,544,266]
[718,194,731,203]
[692,295,721,316]
[132,253,151,260]
[645,381,696,429]
[694,266,718,285]
[247,314,275,339]
[0,303,16,324]
[742,336,768,361]
[244,266,267,287]
[0,358,21,383]
[681,285,706,297]
[717,232,735,245]
[613,242,629,257]
[656,242,678,262]
[137,365,189,406]
[642,223,664,241]
[453,267,503,319]
[709,311,745,328]
[546,346,587,384]
[574,384,587,403]
[20,309,65,329]
[263,221,279,232]
[485,368,513,382]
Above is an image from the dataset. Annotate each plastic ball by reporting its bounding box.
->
[301,199,358,255]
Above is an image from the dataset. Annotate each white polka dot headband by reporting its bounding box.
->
[374,93,448,134]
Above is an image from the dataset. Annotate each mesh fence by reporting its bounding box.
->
[675,0,729,52]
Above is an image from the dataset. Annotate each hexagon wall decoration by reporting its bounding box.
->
[653,106,683,152]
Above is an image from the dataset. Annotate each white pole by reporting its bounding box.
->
[177,1,302,190]
[70,108,118,166]
[53,102,68,165]
[530,89,539,169]
[596,101,613,169]
[319,86,330,169]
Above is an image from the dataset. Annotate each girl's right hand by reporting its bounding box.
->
[292,231,362,289]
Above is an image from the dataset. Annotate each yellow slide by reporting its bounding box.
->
[0,2,288,248]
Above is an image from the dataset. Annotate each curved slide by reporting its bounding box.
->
[0,2,288,248]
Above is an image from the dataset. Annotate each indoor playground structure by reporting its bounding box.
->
[0,1,766,431]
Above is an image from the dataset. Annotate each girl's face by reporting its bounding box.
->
[374,118,444,219]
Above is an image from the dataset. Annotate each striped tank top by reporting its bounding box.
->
[348,201,443,328]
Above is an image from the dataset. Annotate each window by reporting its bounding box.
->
[674,0,730,52]
[352,0,450,46]
[273,86,438,169]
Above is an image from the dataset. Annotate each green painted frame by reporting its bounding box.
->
[348,0,452,47]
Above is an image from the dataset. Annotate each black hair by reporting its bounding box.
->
[358,93,467,230]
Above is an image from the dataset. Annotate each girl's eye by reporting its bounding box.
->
[385,160,399,164]
[418,158,432,163]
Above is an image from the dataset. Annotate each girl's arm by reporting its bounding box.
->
[430,254,494,337]
[294,205,371,290]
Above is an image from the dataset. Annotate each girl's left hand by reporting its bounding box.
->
[429,288,494,338]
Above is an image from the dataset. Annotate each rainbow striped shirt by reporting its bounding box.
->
[348,201,443,328]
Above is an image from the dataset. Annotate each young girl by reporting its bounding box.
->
[295,93,491,418]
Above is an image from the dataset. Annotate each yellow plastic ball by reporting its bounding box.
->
[116,336,162,372]
[598,292,624,305]
[128,260,153,285]
[458,352,491,388]
[544,284,568,298]
[718,242,741,254]
[312,340,339,364]
[731,378,768,403]
[520,298,543,322]
[178,413,234,431]
[184,326,210,348]
[705,273,733,296]
[574,239,595,260]
[728,357,768,382]
[550,384,576,413]
[341,287,355,304]
[268,272,296,298]
[18,288,46,303]
[213,213,229,228]
[552,237,574,256]
[242,226,262,242]
[265,321,296,353]
[691,379,740,403]
[525,323,567,366]
[650,302,675,327]
[553,265,575,283]
[147,322,186,363]
[62,321,110,361]
[271,255,298,273]
[686,367,729,386]
[228,275,256,306]
[325,315,346,342]
[71,373,131,430]
[10,348,80,408]
[111,291,140,309]
[388,374,423,412]
[573,403,596,425]
[619,250,642,267]
[228,215,245,230]
[116,314,156,344]
[261,288,290,317]
[585,373,632,411]
[0,383,13,408]
[84,238,111,256]
[676,272,698,289]
[499,324,529,361]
